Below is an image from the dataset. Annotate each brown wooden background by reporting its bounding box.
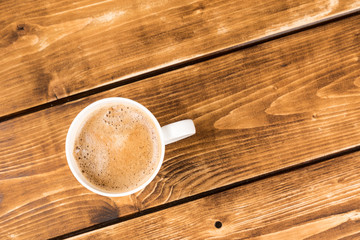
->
[0,0,360,239]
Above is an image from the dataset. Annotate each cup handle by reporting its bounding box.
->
[161,119,196,145]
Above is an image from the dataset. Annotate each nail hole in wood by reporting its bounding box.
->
[215,221,222,229]
[17,25,25,31]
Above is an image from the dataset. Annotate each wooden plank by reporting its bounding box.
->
[1,14,360,239]
[71,151,360,240]
[0,0,359,117]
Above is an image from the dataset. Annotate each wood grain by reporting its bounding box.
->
[71,151,360,240]
[0,15,360,239]
[1,0,359,117]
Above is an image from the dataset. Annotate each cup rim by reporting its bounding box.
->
[65,97,165,197]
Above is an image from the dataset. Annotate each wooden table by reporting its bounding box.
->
[1,0,360,239]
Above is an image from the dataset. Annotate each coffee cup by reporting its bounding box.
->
[65,97,195,197]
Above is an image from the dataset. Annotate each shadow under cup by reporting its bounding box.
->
[65,98,165,197]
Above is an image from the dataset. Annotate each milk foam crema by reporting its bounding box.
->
[73,103,161,192]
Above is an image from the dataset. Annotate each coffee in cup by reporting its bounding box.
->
[73,103,161,193]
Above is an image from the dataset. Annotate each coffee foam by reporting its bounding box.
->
[73,103,161,192]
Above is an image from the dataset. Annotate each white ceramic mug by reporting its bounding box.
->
[66,97,196,197]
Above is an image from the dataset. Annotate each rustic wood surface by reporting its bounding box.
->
[71,151,360,240]
[1,0,359,118]
[0,14,359,239]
